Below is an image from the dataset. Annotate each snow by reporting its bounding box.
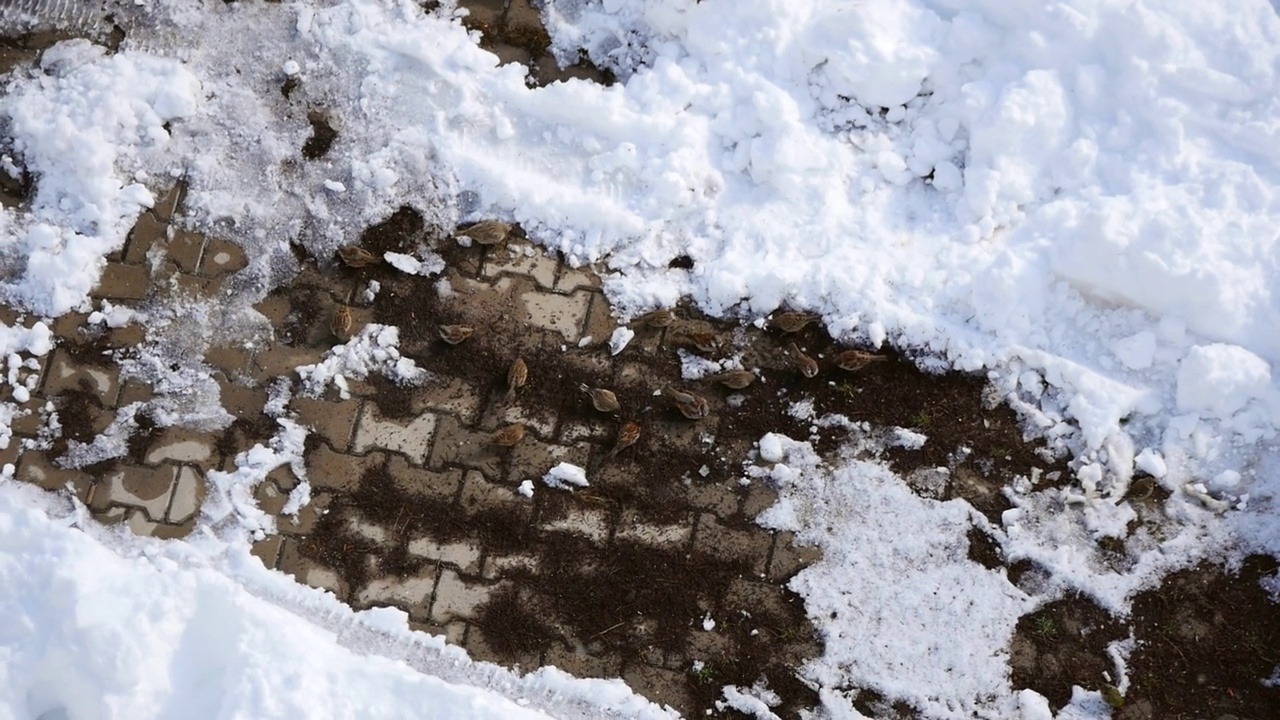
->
[608,327,634,356]
[542,463,589,490]
[1,0,1279,716]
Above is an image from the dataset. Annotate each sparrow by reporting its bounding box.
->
[505,357,527,402]
[1120,476,1154,503]
[835,349,889,372]
[771,311,818,334]
[661,385,709,420]
[609,421,641,457]
[438,324,474,345]
[331,304,353,341]
[490,423,526,447]
[337,245,382,268]
[785,342,819,378]
[706,369,754,389]
[580,384,621,413]
[458,220,513,246]
[630,309,676,328]
[675,330,720,354]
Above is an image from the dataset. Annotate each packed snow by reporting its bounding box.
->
[0,0,1279,717]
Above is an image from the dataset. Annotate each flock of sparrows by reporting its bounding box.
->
[329,227,888,457]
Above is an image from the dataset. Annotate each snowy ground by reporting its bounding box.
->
[1,0,1279,718]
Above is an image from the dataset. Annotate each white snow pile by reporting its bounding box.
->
[297,324,428,399]
[542,462,589,490]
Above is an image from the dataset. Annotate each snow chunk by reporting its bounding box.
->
[516,480,535,498]
[542,463,589,490]
[758,433,784,463]
[1110,331,1157,371]
[1176,344,1272,420]
[608,327,634,356]
[1134,448,1167,478]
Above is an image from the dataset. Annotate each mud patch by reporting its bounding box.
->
[302,110,337,160]
[1010,594,1127,710]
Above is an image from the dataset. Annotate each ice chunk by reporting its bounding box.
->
[1176,344,1271,420]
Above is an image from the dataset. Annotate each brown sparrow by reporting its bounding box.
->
[772,311,818,333]
[438,324,474,345]
[706,369,754,389]
[630,308,676,328]
[331,304,353,341]
[580,384,621,413]
[458,220,512,246]
[675,330,720,354]
[786,343,819,378]
[609,421,641,457]
[490,423,526,447]
[661,385,709,420]
[505,357,527,402]
[1121,476,1154,503]
[337,245,382,268]
[835,349,888,372]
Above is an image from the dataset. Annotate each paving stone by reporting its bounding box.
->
[42,350,120,404]
[466,625,542,671]
[427,414,504,479]
[7,404,47,437]
[679,630,735,667]
[387,454,461,502]
[277,491,333,536]
[352,404,437,464]
[166,466,204,523]
[16,451,92,498]
[278,538,349,599]
[520,289,591,344]
[150,180,186,222]
[116,380,155,407]
[767,530,823,582]
[408,537,482,575]
[255,343,325,380]
[266,463,301,492]
[686,479,739,518]
[198,237,248,277]
[505,437,590,485]
[92,262,151,301]
[254,479,288,516]
[558,417,612,445]
[723,577,800,625]
[204,344,254,378]
[0,438,22,468]
[305,443,386,492]
[504,0,544,30]
[414,376,483,425]
[89,464,177,521]
[740,480,779,519]
[614,509,692,549]
[430,568,495,624]
[214,375,268,424]
[124,508,161,538]
[165,228,205,273]
[543,645,622,679]
[647,416,719,455]
[579,295,619,349]
[150,518,196,541]
[536,502,613,542]
[145,427,216,470]
[458,0,505,28]
[124,212,168,264]
[622,663,695,714]
[460,470,531,517]
[553,263,602,294]
[293,394,361,451]
[408,619,468,645]
[357,572,438,613]
[693,514,771,576]
[480,552,539,580]
[483,243,558,289]
[490,43,533,67]
[251,534,284,568]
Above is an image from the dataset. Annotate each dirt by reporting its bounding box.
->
[1011,593,1128,709]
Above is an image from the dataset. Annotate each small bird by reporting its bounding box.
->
[609,421,641,457]
[490,423,526,447]
[505,357,527,402]
[786,343,819,378]
[661,385,709,420]
[458,220,513,246]
[580,384,621,413]
[331,304,353,341]
[337,245,382,268]
[772,311,818,333]
[675,330,720,354]
[630,309,676,328]
[835,349,889,372]
[438,324,474,345]
[706,369,755,389]
[1120,476,1154,503]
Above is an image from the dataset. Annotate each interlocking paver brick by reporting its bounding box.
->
[480,552,539,580]
[151,518,196,541]
[357,573,438,613]
[166,466,204,523]
[558,418,612,445]
[278,538,349,598]
[553,264,602,294]
[767,530,822,582]
[408,537,482,575]
[740,480,778,519]
[483,242,559,289]
[428,414,504,479]
[430,568,496,624]
[387,454,461,502]
[292,394,360,451]
[306,443,386,492]
[543,645,622,679]
[415,376,483,425]
[278,491,333,535]
[116,380,155,407]
[254,479,289,516]
[92,262,151,301]
[536,502,613,542]
[520,289,591,344]
[466,624,542,670]
[352,403,437,463]
[251,535,284,568]
[686,479,739,518]
[460,469,530,517]
[16,451,92,497]
[150,181,186,223]
[204,344,254,378]
[145,427,217,470]
[693,513,772,576]
[614,509,692,549]
[165,228,205,273]
[124,212,167,264]
[504,437,591,485]
[197,238,248,277]
[8,404,47,437]
[89,464,177,521]
[622,664,695,713]
[42,350,120,404]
